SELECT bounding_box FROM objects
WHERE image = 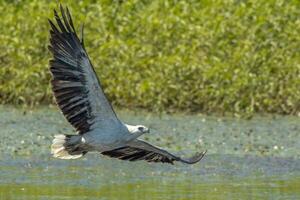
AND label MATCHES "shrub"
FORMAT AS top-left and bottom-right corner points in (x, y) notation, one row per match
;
(0, 0), (299, 115)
